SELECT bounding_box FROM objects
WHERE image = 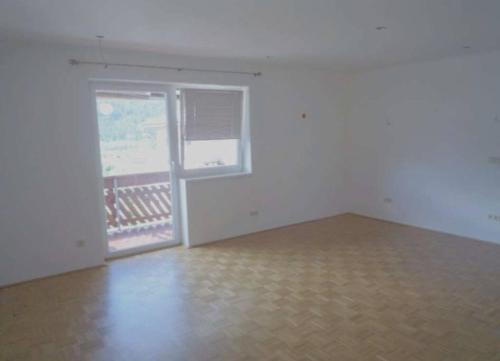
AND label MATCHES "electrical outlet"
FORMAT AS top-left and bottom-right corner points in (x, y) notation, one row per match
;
(488, 214), (500, 222)
(383, 197), (393, 204)
(488, 156), (500, 165)
(76, 239), (86, 248)
(250, 210), (259, 216)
